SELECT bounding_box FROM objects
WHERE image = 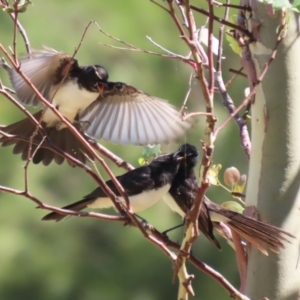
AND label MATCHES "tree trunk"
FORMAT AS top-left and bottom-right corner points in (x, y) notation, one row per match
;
(245, 4), (300, 299)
